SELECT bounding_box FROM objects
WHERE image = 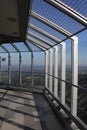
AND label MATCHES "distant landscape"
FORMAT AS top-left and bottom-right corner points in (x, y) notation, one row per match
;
(0, 65), (87, 124)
